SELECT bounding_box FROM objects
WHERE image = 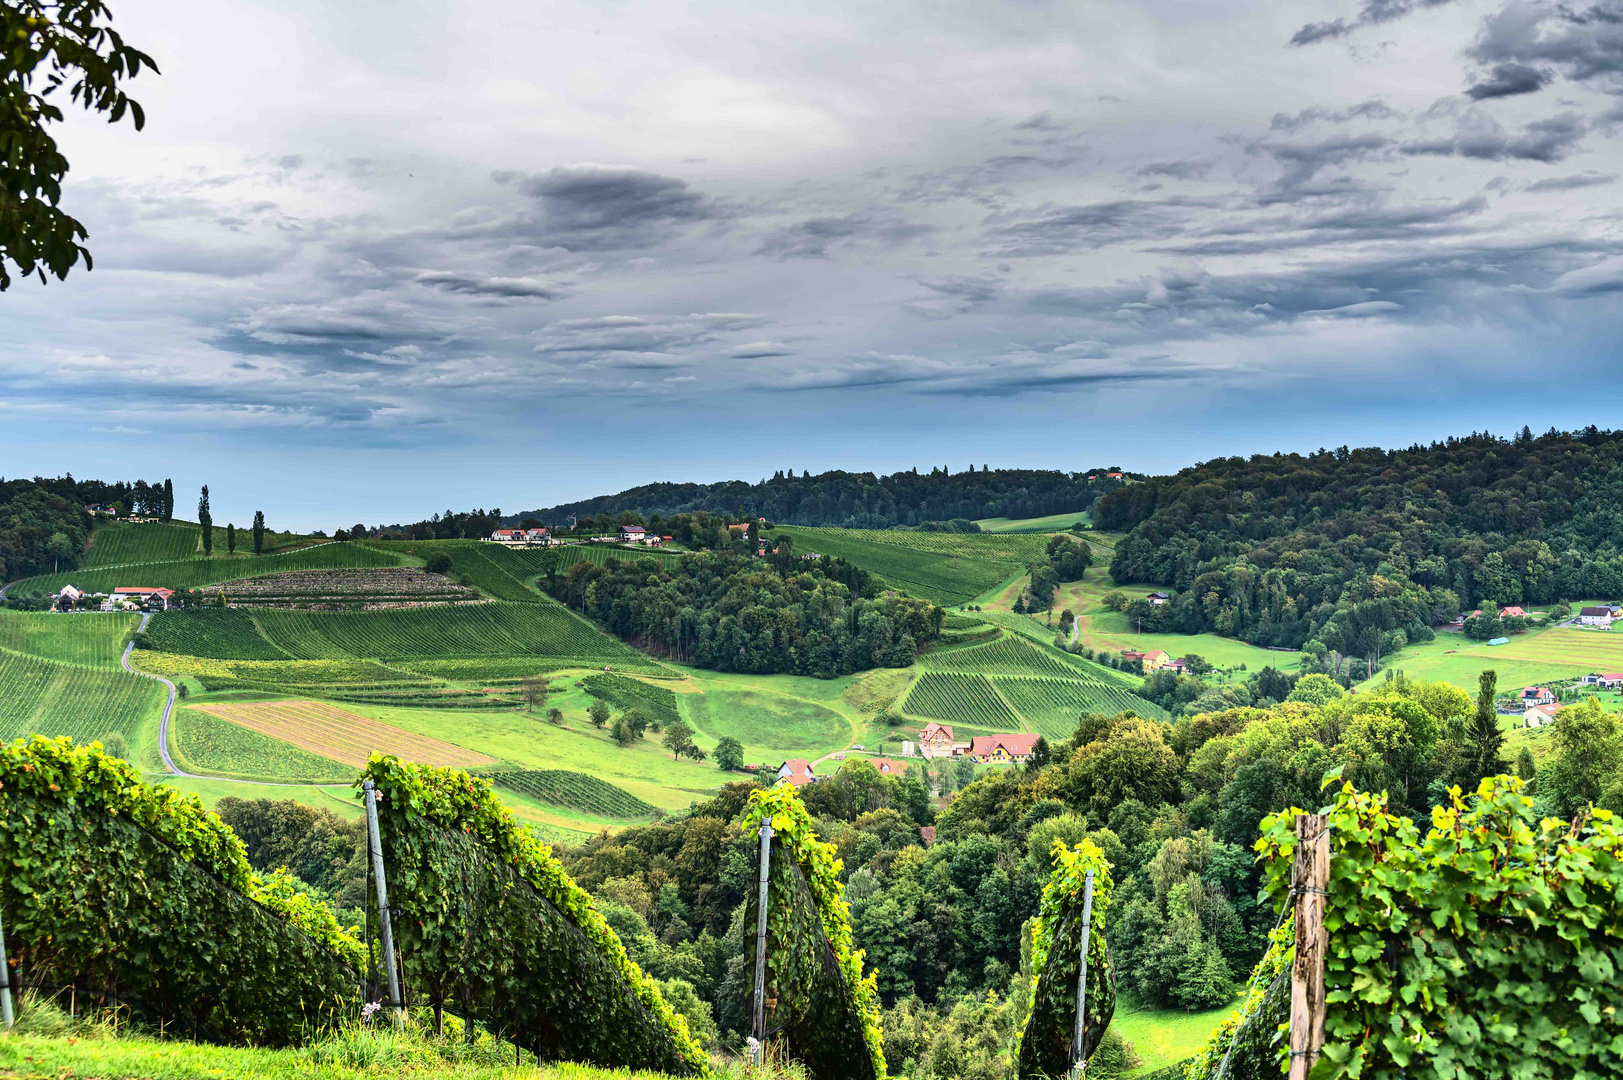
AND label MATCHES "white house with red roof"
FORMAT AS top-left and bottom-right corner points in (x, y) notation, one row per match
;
(113, 586), (175, 610)
(1523, 702), (1563, 728)
(1583, 672), (1623, 689)
(918, 722), (956, 758)
(617, 525), (647, 542)
(968, 733), (1041, 763)
(1519, 686), (1556, 706)
(776, 759), (818, 787)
